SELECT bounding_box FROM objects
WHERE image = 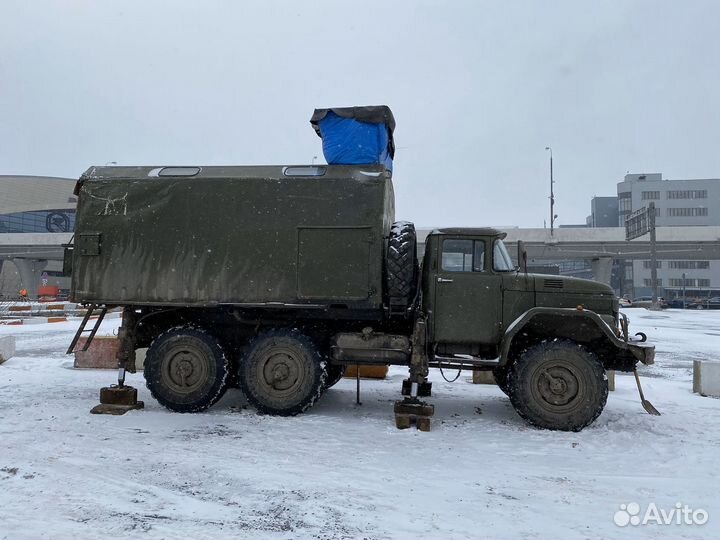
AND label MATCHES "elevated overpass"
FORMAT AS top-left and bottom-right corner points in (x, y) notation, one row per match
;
(500, 227), (720, 261)
(419, 226), (720, 284)
(417, 227), (720, 260)
(0, 233), (72, 298)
